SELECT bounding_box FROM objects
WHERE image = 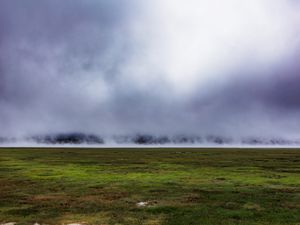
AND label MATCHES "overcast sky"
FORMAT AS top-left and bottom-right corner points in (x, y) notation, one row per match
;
(1, 0), (300, 139)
